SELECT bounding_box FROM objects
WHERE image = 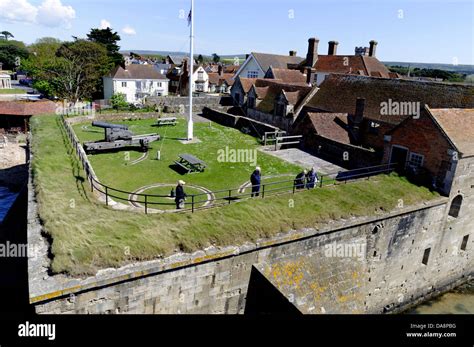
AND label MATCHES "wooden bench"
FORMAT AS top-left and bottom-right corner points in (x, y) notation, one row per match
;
(156, 117), (177, 126)
(174, 153), (207, 173)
